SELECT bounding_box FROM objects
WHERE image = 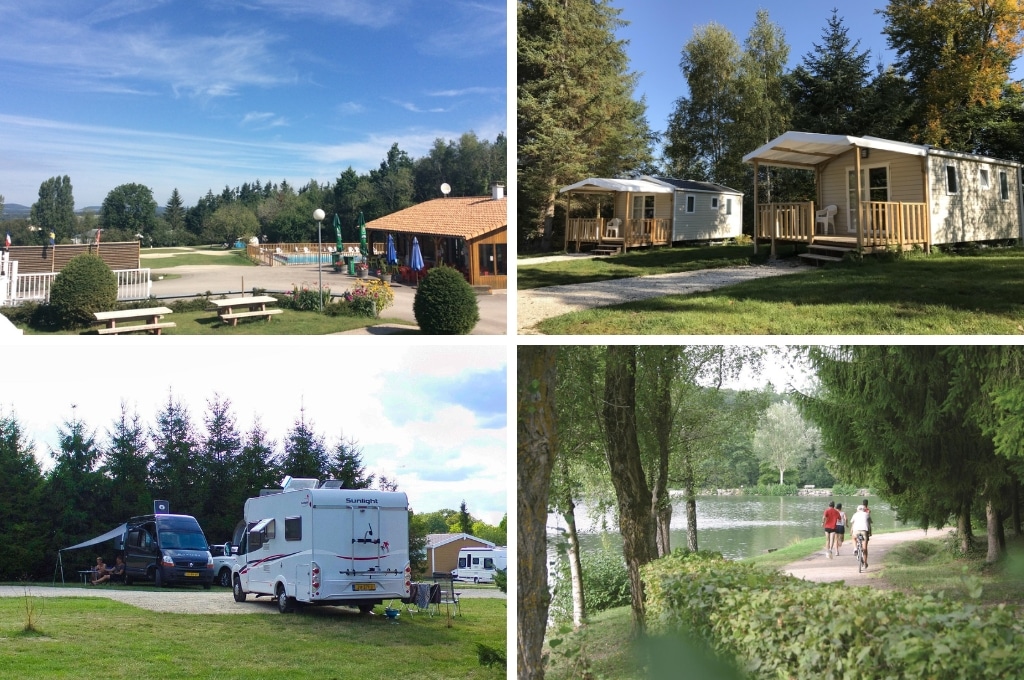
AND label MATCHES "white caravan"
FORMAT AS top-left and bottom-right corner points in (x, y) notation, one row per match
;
(232, 478), (410, 613)
(451, 546), (507, 583)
